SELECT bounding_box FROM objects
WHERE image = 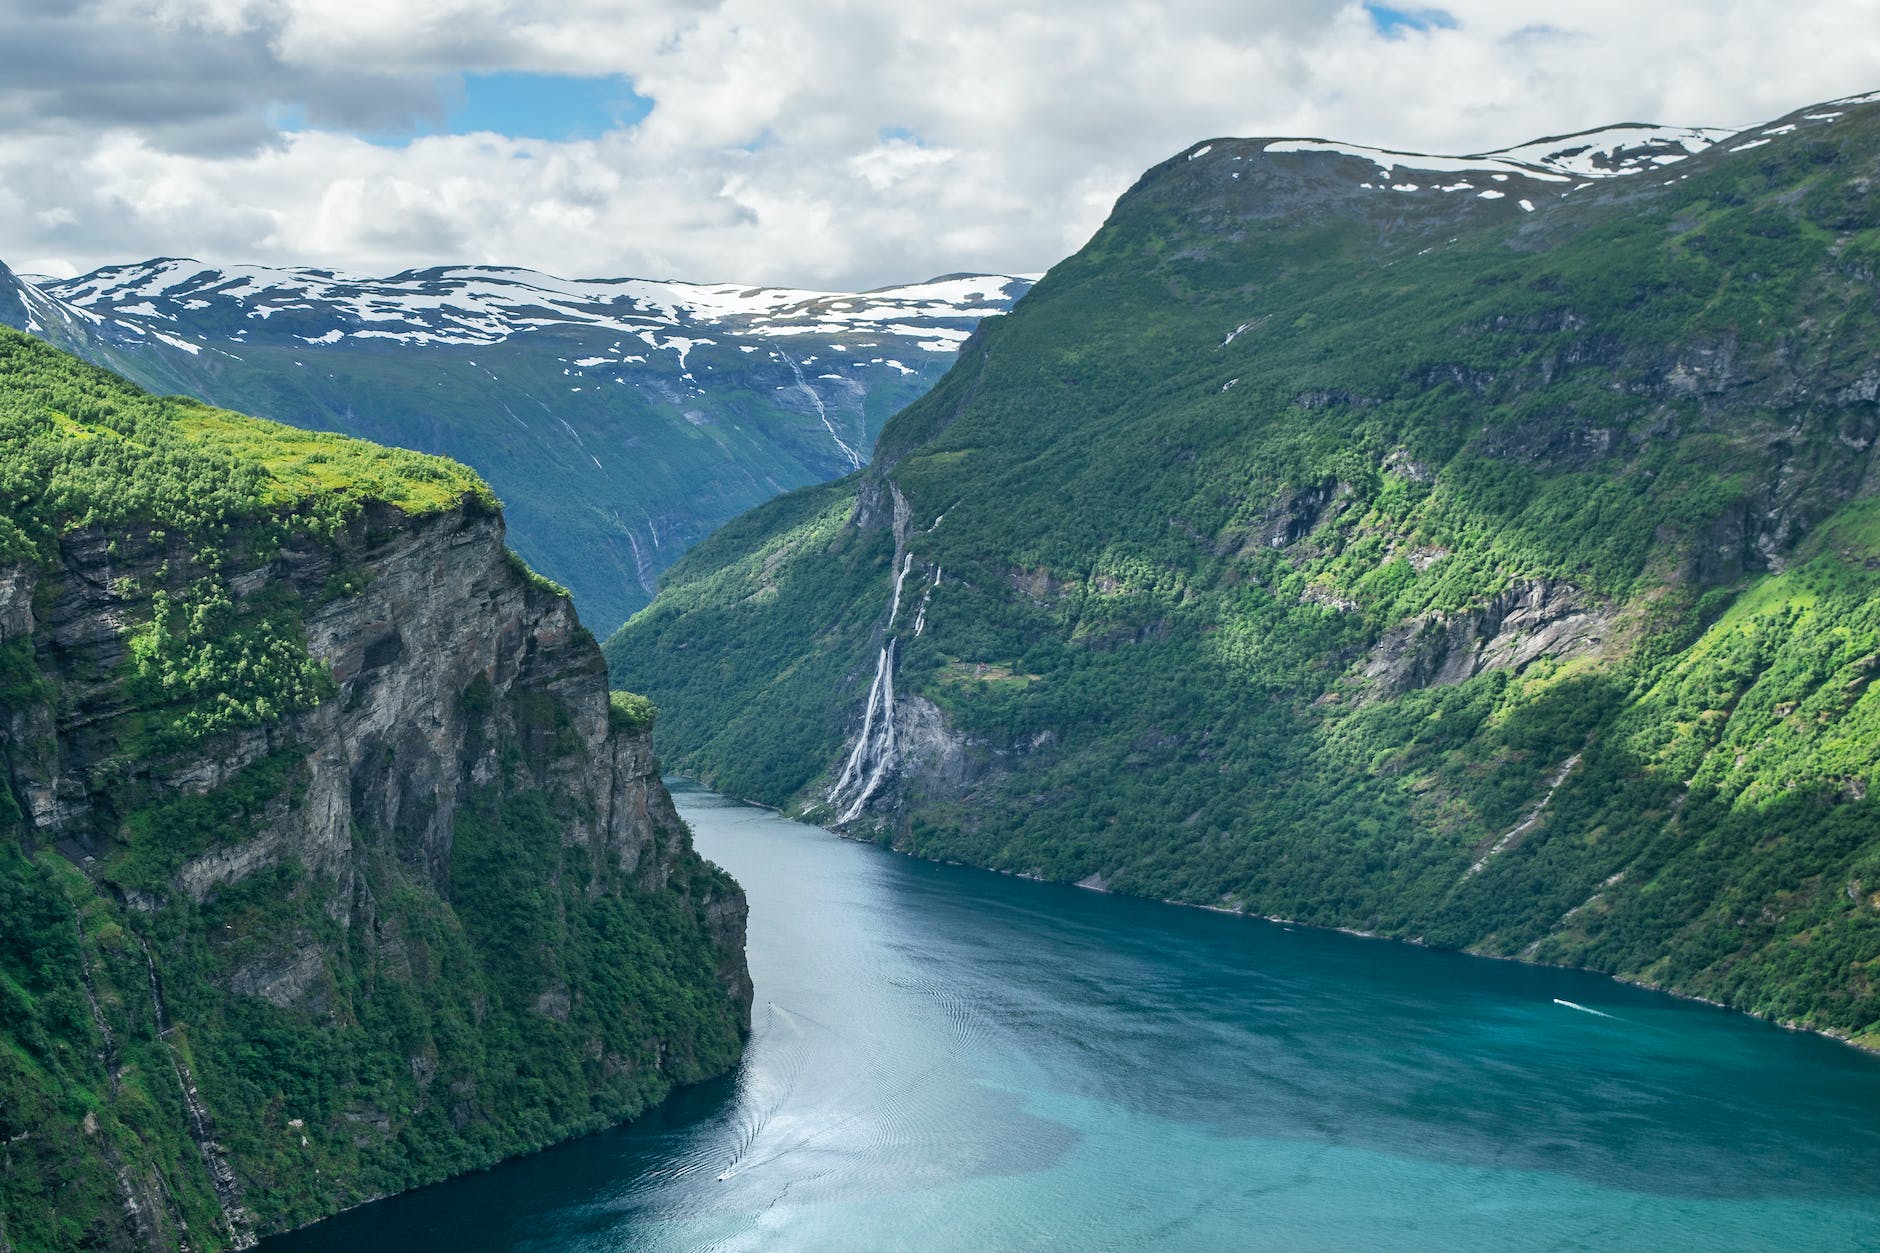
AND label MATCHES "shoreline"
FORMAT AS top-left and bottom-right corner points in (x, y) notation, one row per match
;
(675, 777), (1880, 1062)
